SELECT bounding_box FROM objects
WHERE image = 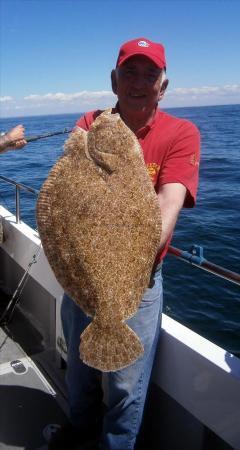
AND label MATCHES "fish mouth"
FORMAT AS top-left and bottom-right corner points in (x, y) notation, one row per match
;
(101, 110), (120, 121)
(94, 112), (121, 130)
